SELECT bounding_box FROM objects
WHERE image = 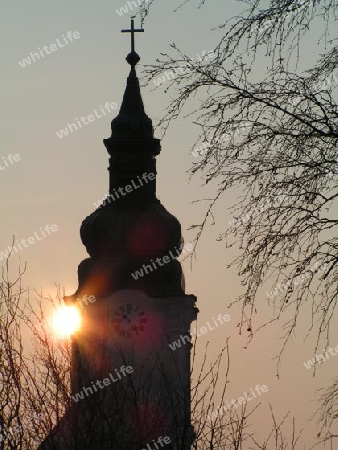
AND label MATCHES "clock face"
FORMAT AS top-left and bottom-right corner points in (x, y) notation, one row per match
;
(112, 303), (148, 339)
